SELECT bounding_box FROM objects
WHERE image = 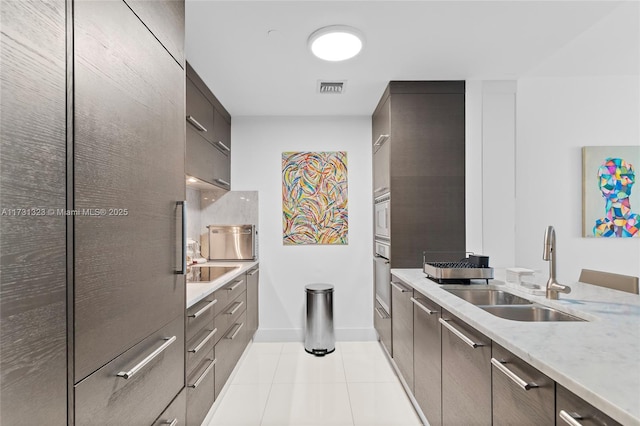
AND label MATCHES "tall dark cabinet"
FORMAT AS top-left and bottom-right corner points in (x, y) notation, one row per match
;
(1, 0), (186, 424)
(0, 1), (67, 424)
